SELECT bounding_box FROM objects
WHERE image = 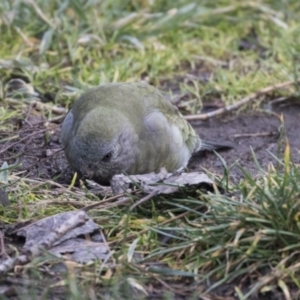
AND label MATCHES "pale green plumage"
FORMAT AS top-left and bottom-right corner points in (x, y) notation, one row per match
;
(61, 83), (221, 183)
